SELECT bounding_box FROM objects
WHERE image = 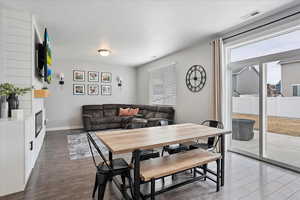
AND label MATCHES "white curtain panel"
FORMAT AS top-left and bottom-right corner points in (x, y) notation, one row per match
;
(212, 38), (223, 121)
